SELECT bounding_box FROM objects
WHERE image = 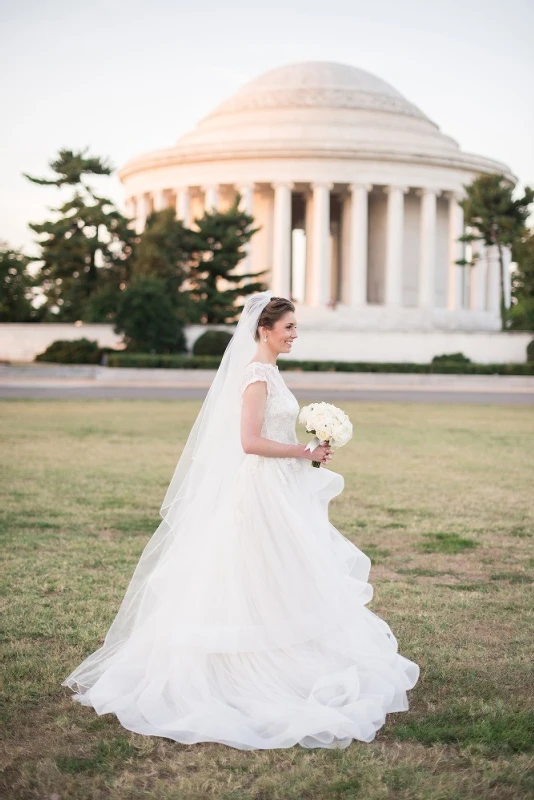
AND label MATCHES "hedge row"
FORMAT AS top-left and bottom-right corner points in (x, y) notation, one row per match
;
(106, 353), (534, 375)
